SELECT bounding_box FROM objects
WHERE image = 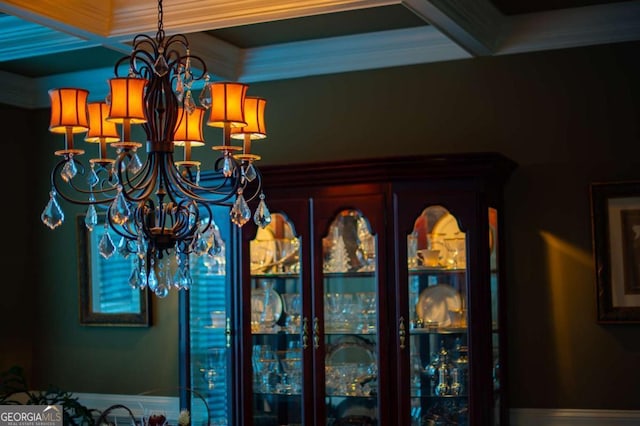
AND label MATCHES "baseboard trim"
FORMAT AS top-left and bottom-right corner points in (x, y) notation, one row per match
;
(75, 396), (640, 426)
(76, 392), (214, 424)
(510, 408), (640, 425)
